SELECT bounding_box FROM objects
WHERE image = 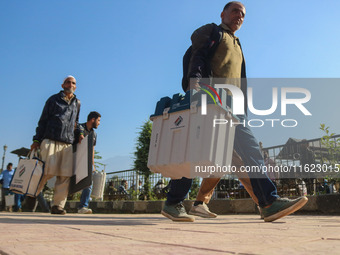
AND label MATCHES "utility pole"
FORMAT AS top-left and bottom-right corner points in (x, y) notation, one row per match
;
(1, 144), (7, 173)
